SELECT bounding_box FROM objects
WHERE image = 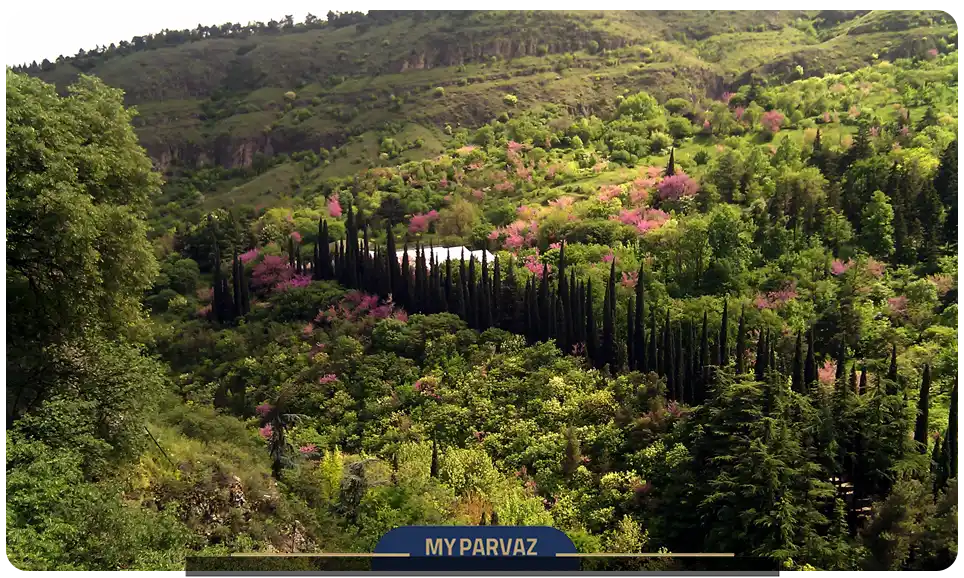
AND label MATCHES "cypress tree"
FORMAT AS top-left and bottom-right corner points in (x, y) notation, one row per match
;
(400, 242), (413, 310)
(232, 250), (243, 319)
(362, 224), (371, 289)
(792, 332), (804, 393)
(935, 139), (957, 245)
(755, 328), (767, 382)
(586, 278), (599, 367)
(735, 307), (747, 375)
(937, 378), (957, 491)
(238, 257), (250, 315)
(490, 511), (500, 526)
(858, 365), (867, 396)
(320, 220), (332, 279)
(479, 513), (488, 526)
(634, 264), (646, 371)
(849, 365), (858, 395)
(913, 364), (932, 453)
(288, 236), (296, 269)
(718, 300), (729, 366)
(602, 260), (616, 370)
(626, 297), (635, 371)
(665, 147), (676, 177)
(836, 341), (847, 381)
(805, 329), (817, 392)
(648, 307), (657, 373)
(492, 256), (502, 327)
(444, 250), (454, 313)
(661, 310), (671, 377)
(666, 322), (676, 400)
(699, 311), (709, 375)
(345, 204), (358, 289)
(503, 257), (518, 334)
(569, 269), (580, 350)
(385, 224), (399, 298)
(538, 264), (550, 341)
(574, 280), (586, 350)
(675, 322), (684, 402)
(467, 255), (478, 328)
(557, 242), (570, 353)
(886, 344), (899, 394)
